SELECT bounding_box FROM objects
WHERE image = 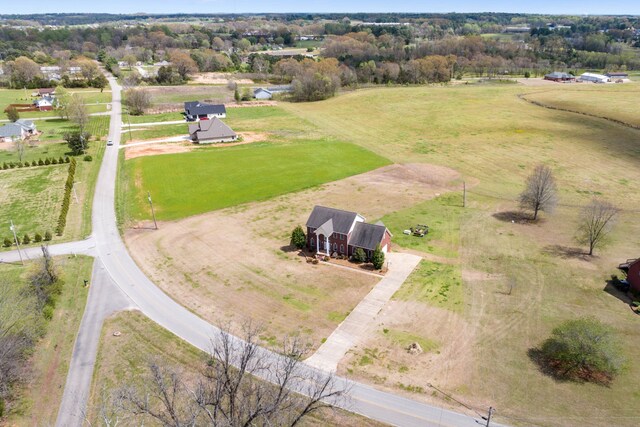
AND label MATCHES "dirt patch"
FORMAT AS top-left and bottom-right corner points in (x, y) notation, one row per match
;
(0, 141), (13, 151)
(239, 132), (269, 143)
(125, 163), (462, 351)
(125, 143), (193, 160)
(190, 73), (254, 85)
